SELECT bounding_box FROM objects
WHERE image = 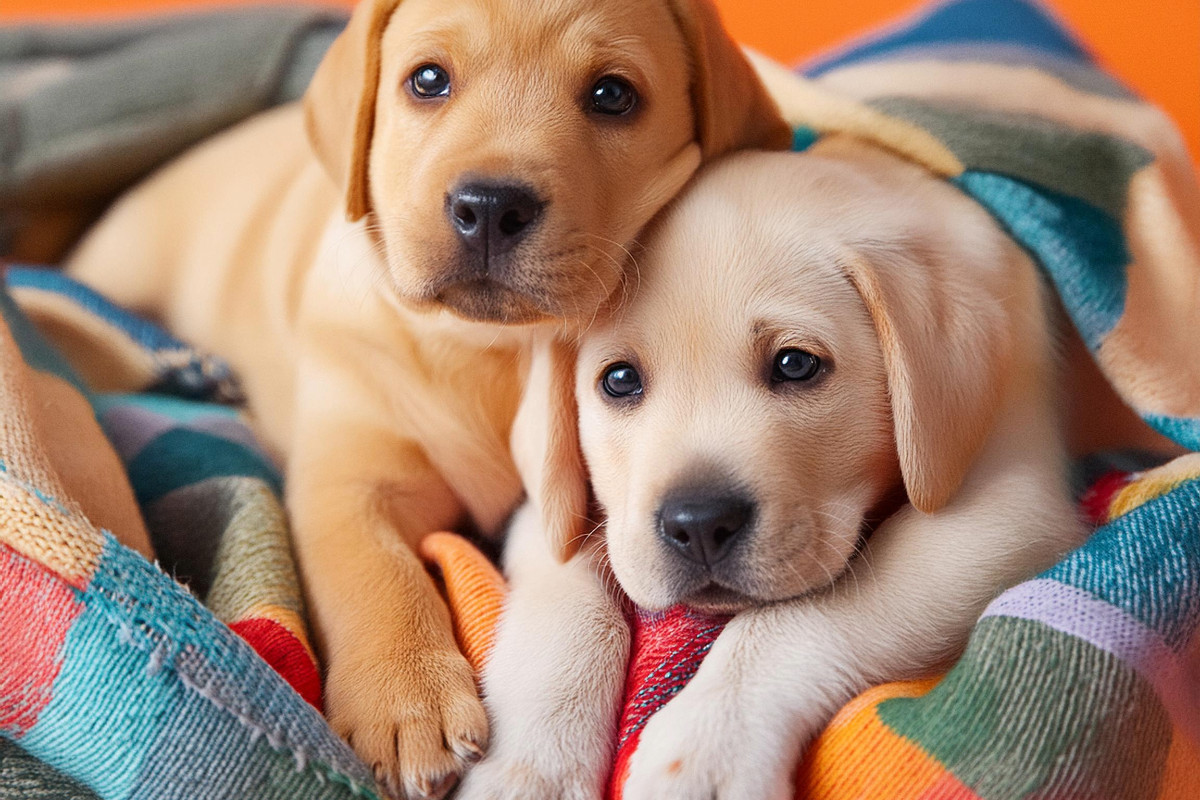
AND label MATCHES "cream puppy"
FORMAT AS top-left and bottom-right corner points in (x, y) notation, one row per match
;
(461, 141), (1087, 800)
